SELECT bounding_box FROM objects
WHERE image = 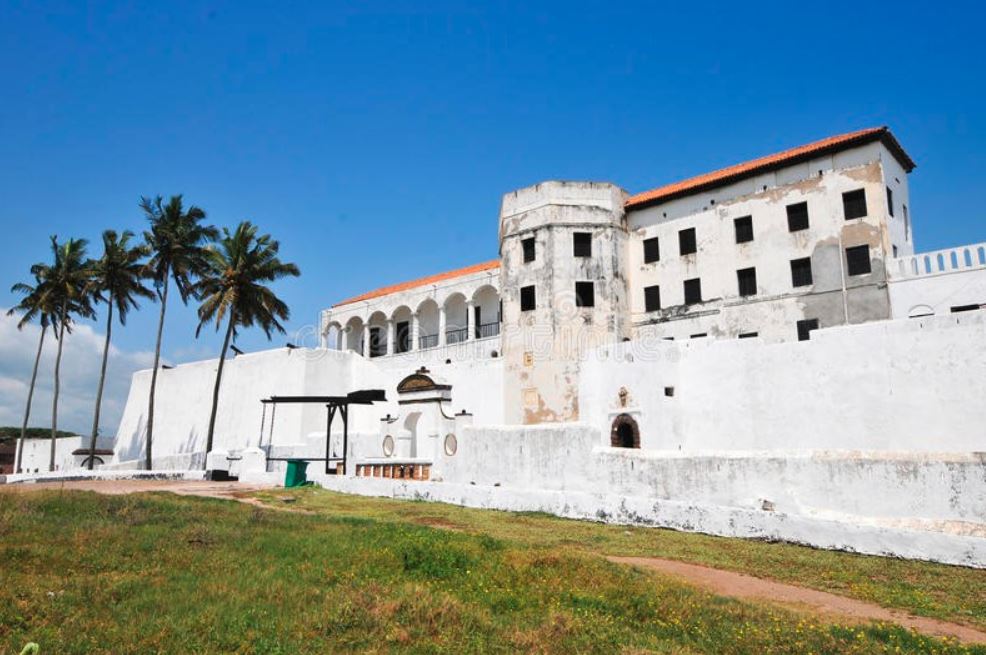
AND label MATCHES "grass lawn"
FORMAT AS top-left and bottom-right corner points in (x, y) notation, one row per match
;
(0, 489), (982, 654)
